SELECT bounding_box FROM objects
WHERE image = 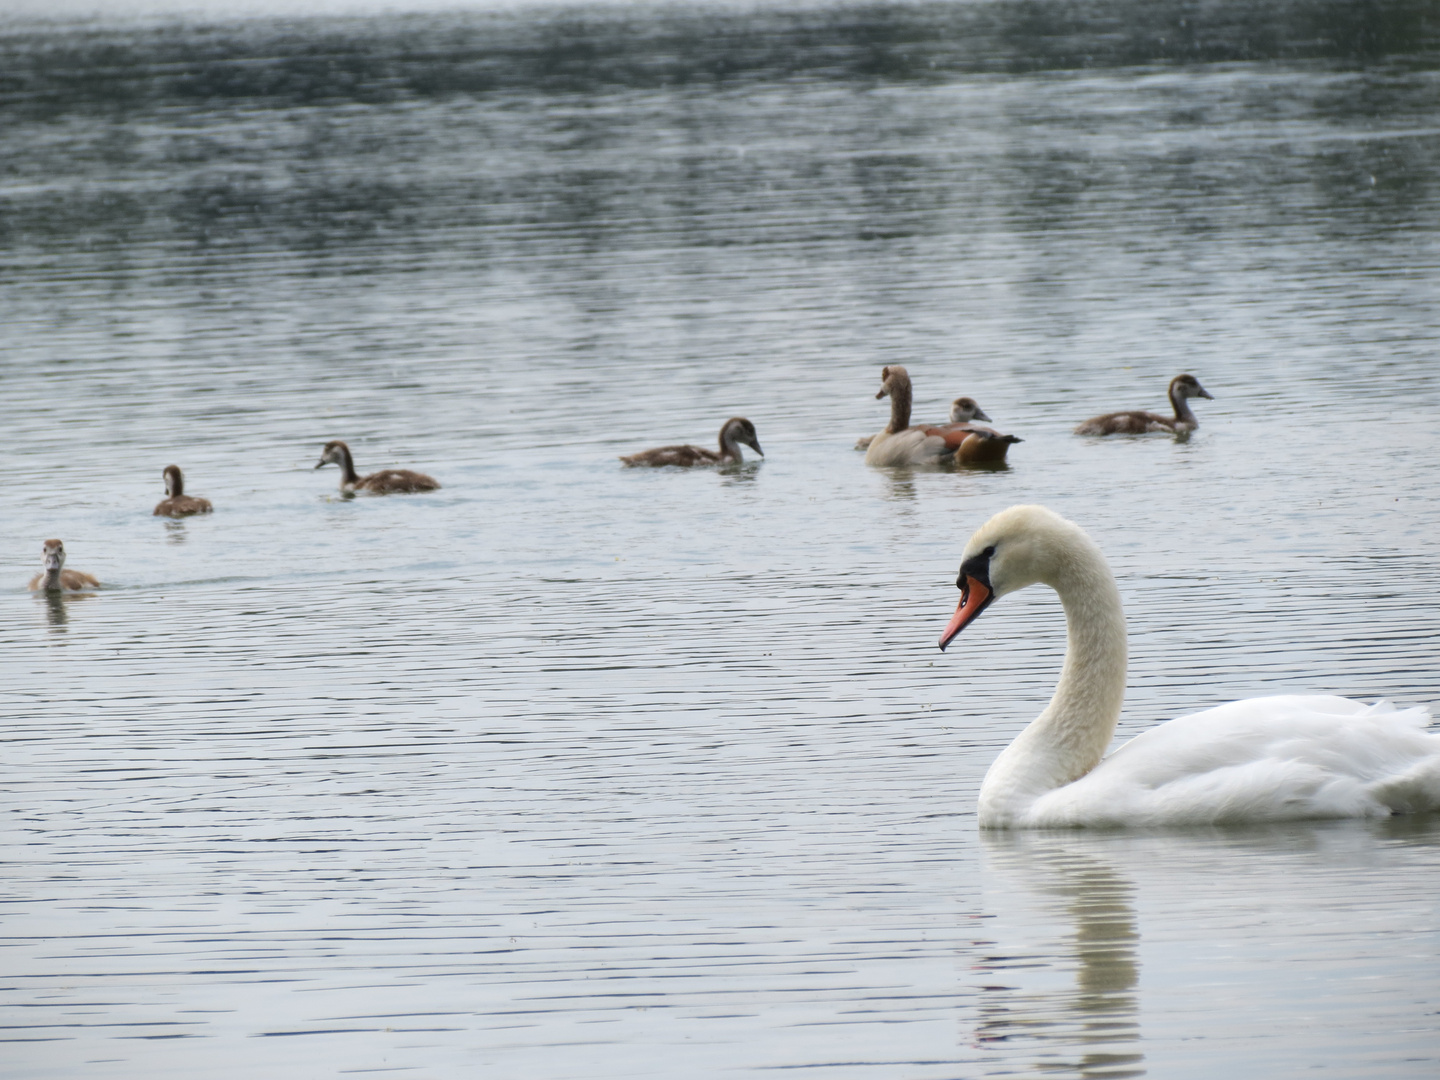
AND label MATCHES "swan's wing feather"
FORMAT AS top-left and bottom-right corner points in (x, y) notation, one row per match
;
(1023, 696), (1440, 827)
